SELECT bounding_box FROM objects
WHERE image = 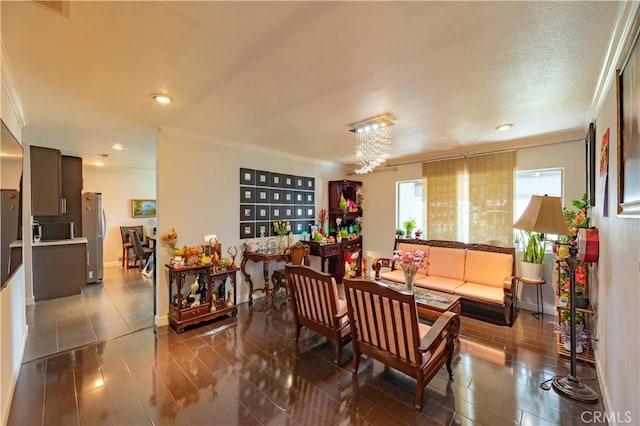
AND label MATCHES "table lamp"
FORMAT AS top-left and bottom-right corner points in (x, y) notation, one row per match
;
(514, 195), (598, 403)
